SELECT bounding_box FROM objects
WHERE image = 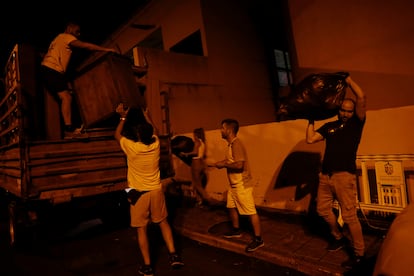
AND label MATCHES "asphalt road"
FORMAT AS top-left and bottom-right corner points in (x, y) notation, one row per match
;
(0, 194), (307, 276)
